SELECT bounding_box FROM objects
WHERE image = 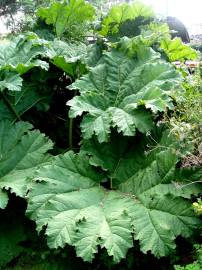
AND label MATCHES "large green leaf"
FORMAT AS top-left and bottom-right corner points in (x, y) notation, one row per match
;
(67, 43), (182, 142)
(48, 39), (87, 76)
(160, 38), (198, 62)
(27, 140), (201, 262)
(0, 33), (50, 75)
(0, 120), (53, 208)
(131, 194), (200, 257)
(37, 0), (95, 38)
(82, 132), (201, 257)
(99, 1), (154, 37)
(27, 151), (135, 263)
